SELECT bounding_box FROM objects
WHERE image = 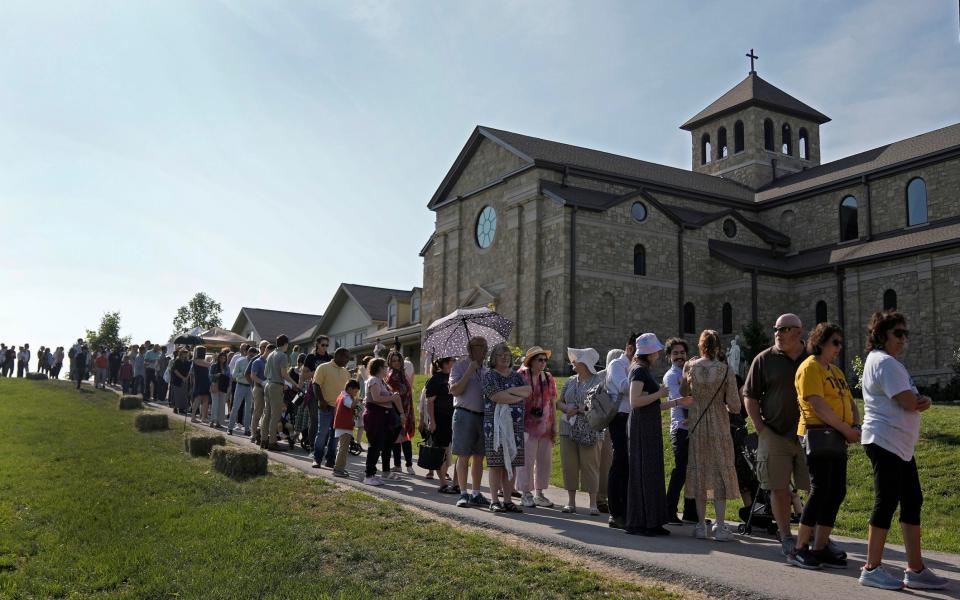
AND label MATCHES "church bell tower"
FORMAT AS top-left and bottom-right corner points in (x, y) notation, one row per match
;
(680, 50), (830, 190)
